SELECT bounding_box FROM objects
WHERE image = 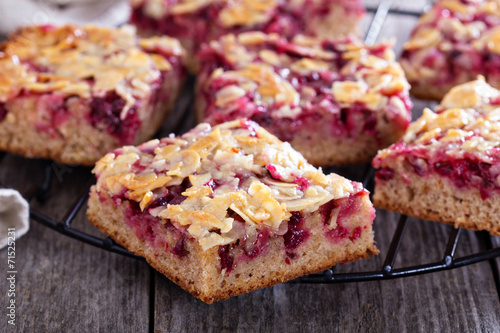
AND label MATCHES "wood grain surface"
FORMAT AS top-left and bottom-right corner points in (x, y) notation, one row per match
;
(1, 1), (500, 332)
